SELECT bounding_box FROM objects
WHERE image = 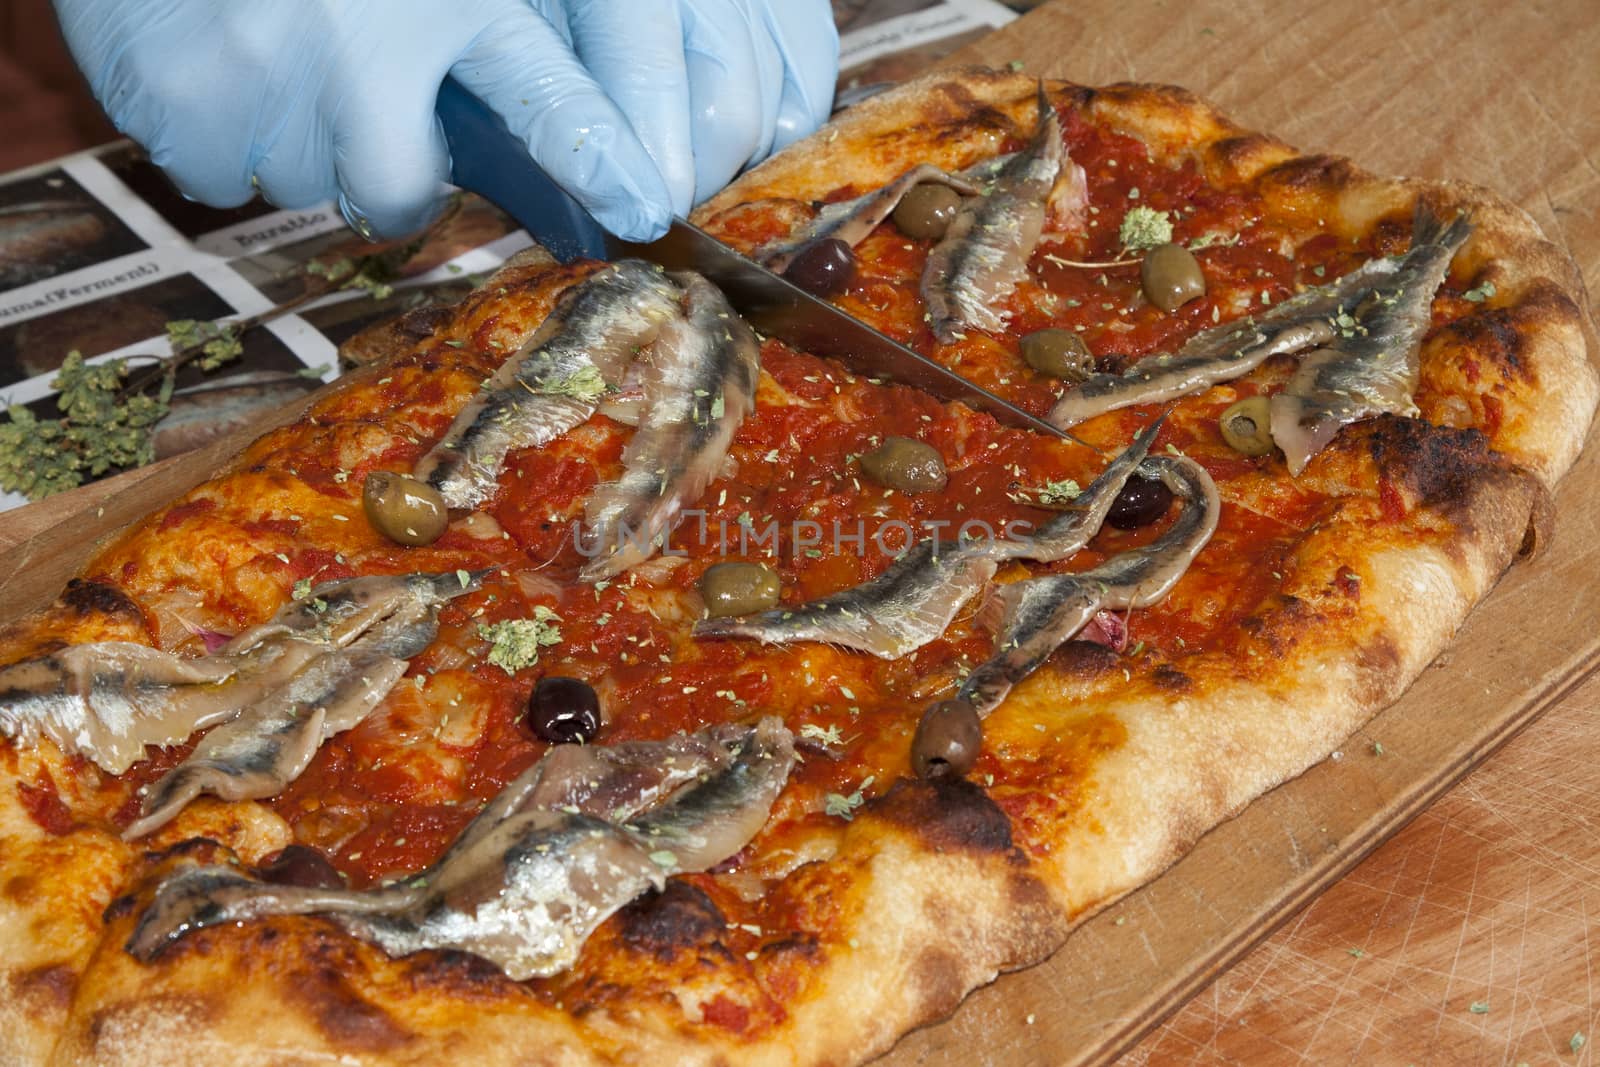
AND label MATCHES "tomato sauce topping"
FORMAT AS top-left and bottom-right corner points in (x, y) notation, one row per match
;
(42, 89), (1497, 1015)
